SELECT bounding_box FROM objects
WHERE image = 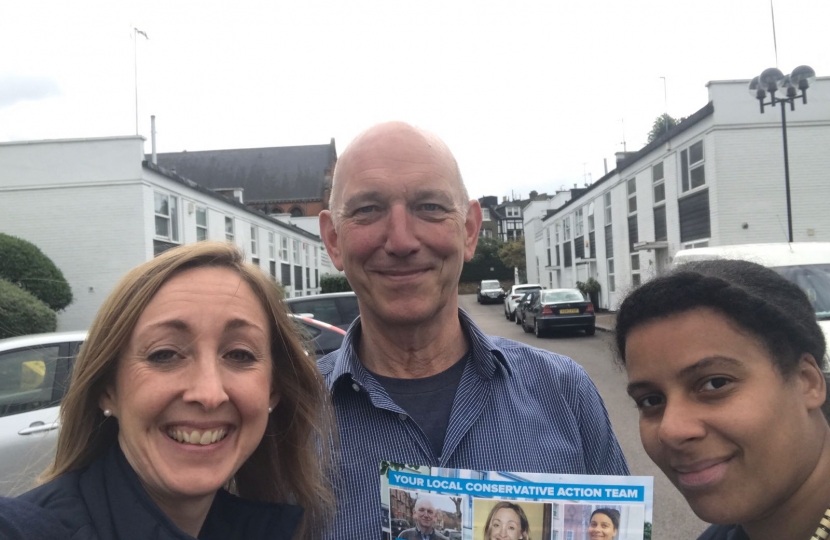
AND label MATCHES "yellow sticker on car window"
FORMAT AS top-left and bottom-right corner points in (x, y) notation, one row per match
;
(21, 360), (46, 390)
